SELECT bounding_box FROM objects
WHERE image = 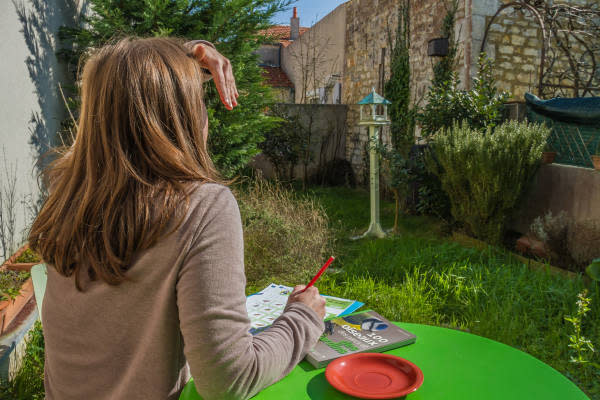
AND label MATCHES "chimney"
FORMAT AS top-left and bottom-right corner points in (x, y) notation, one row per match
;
(290, 7), (300, 40)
